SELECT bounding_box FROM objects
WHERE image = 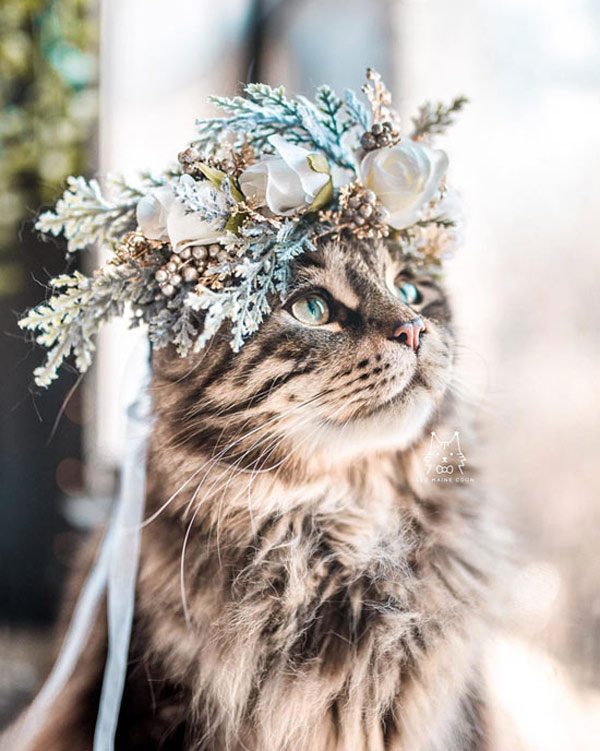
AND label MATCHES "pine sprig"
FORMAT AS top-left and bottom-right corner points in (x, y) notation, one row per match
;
(343, 88), (370, 131)
(170, 174), (234, 225)
(410, 96), (469, 139)
(19, 270), (122, 386)
(314, 86), (355, 142)
(18, 256), (166, 387)
(195, 82), (359, 172)
(195, 85), (301, 152)
(35, 173), (168, 253)
(145, 288), (200, 355)
(187, 222), (314, 352)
